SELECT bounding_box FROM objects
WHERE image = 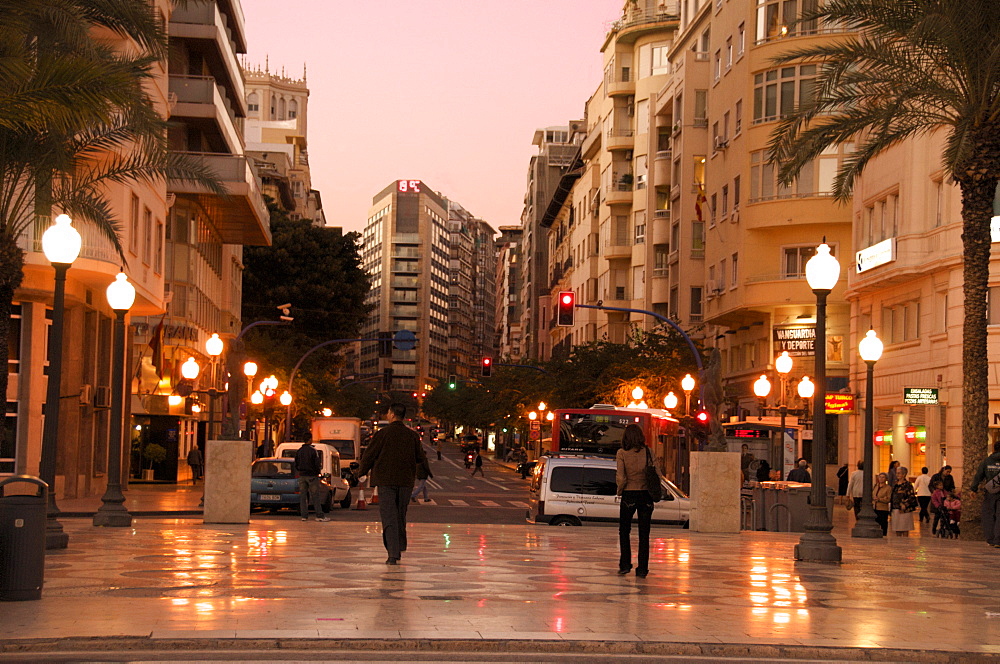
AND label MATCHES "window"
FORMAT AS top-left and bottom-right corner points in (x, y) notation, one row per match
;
(154, 219), (163, 274)
(783, 245), (835, 278)
(934, 180), (944, 227)
(733, 175), (742, 208)
(694, 90), (707, 125)
(669, 286), (679, 319)
(721, 185), (729, 215)
(550, 467), (583, 494)
(690, 287), (703, 318)
(725, 37), (733, 69)
(613, 215), (630, 245)
(719, 259), (727, 289)
(142, 207), (152, 265)
(7, 305), (20, 374)
(714, 50), (722, 80)
(738, 22), (745, 56)
(247, 92), (259, 113)
(129, 194), (139, 254)
(652, 44), (670, 75)
(692, 221), (705, 251)
(654, 244), (669, 270)
(288, 99), (298, 119)
(735, 99), (743, 134)
(731, 253), (739, 287)
(700, 29), (711, 53)
(710, 193), (718, 225)
(756, 0), (819, 43)
(723, 111), (730, 140)
(749, 144), (850, 201)
(884, 300), (921, 342)
(634, 210), (646, 244)
(753, 65), (817, 123)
